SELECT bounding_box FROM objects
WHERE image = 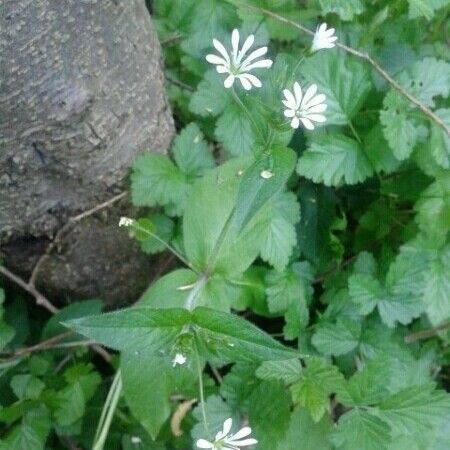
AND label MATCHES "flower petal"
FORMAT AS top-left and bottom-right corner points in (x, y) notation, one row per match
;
(319, 23), (327, 33)
(196, 439), (214, 449)
(291, 117), (300, 129)
(240, 73), (262, 88)
(206, 54), (228, 66)
(224, 74), (235, 89)
(283, 89), (297, 110)
(240, 58), (272, 72)
(300, 117), (315, 130)
(227, 438), (258, 447)
(300, 84), (318, 109)
(231, 29), (240, 61)
(306, 103), (327, 114)
(293, 82), (302, 108)
(222, 418), (233, 437)
(229, 427), (252, 440)
(305, 113), (327, 123)
(284, 109), (296, 118)
(239, 75), (252, 91)
(213, 39), (230, 65)
(236, 34), (255, 64)
(216, 65), (229, 74)
(303, 93), (326, 109)
(325, 27), (335, 36)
